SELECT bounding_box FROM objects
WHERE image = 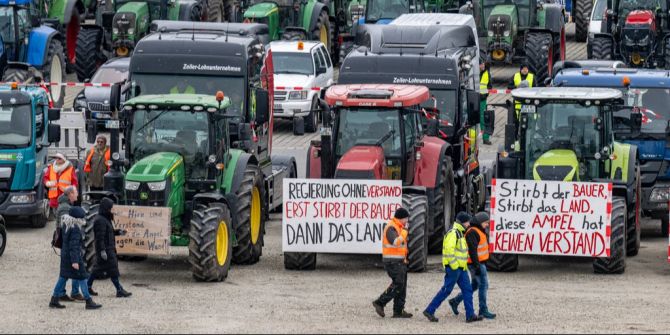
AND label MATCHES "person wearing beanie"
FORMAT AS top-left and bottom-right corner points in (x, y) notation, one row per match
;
(449, 211), (496, 319)
(508, 64), (535, 118)
(424, 211), (482, 323)
(373, 207), (413, 319)
(479, 61), (493, 145)
(49, 206), (102, 310)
